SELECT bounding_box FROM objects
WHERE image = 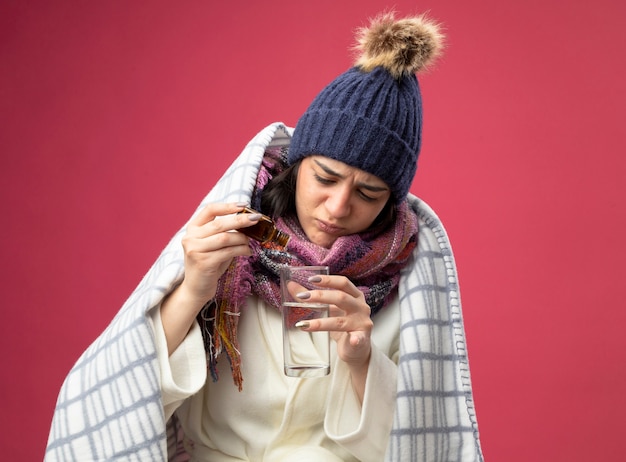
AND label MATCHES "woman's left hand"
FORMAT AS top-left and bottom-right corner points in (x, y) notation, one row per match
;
(295, 274), (373, 369)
